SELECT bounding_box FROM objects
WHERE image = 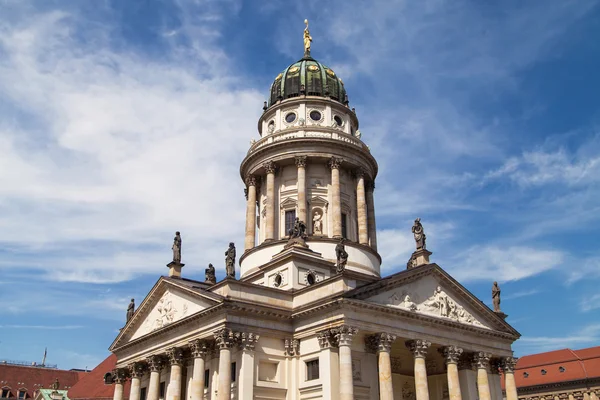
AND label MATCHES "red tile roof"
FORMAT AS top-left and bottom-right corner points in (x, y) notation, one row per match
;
(0, 363), (81, 398)
(501, 345), (600, 391)
(68, 354), (129, 400)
